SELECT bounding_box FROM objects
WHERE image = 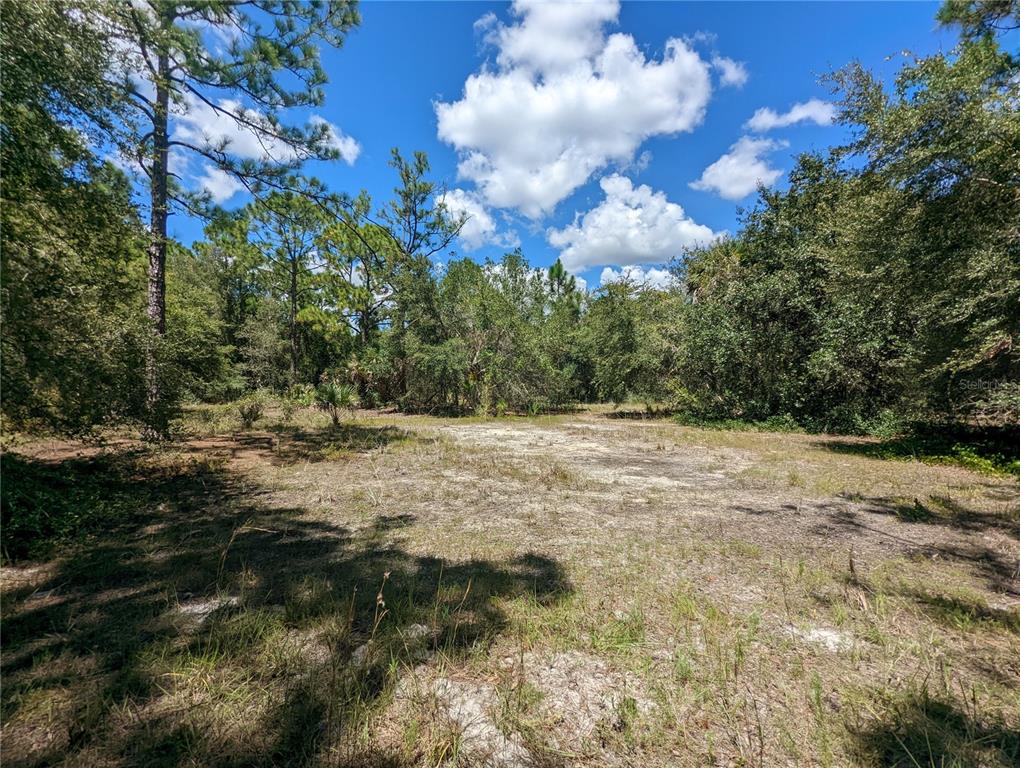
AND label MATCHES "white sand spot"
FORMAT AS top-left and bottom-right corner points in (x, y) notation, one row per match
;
(441, 422), (749, 490)
(176, 595), (239, 622)
(397, 673), (531, 768)
(351, 642), (371, 667)
(435, 679), (531, 768)
(517, 650), (652, 748)
(786, 625), (852, 652)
